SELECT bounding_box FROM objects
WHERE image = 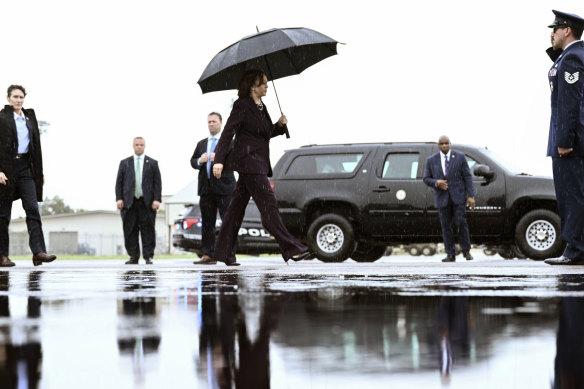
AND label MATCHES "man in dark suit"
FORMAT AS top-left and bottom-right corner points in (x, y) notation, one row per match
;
(424, 136), (475, 262)
(0, 85), (56, 267)
(115, 137), (162, 264)
(543, 10), (584, 265)
(190, 112), (236, 265)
